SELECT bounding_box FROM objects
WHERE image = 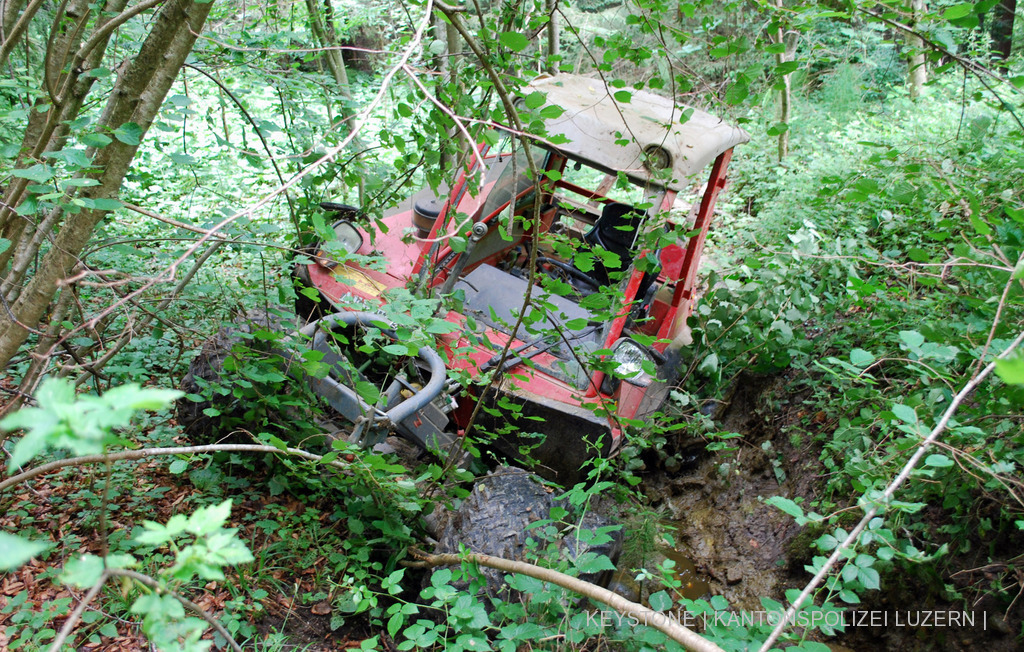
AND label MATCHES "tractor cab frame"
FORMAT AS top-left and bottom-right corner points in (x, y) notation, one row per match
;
(295, 75), (749, 483)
